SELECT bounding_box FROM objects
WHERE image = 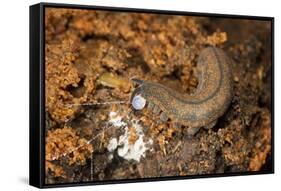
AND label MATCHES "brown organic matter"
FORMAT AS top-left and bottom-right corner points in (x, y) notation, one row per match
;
(45, 8), (272, 183)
